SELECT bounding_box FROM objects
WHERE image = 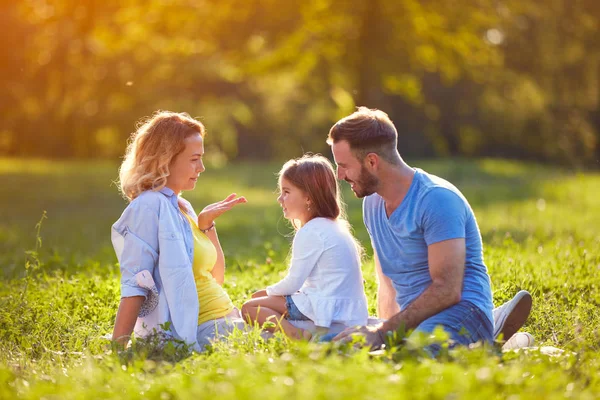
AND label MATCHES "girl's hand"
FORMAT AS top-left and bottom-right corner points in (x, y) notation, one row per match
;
(197, 193), (247, 230)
